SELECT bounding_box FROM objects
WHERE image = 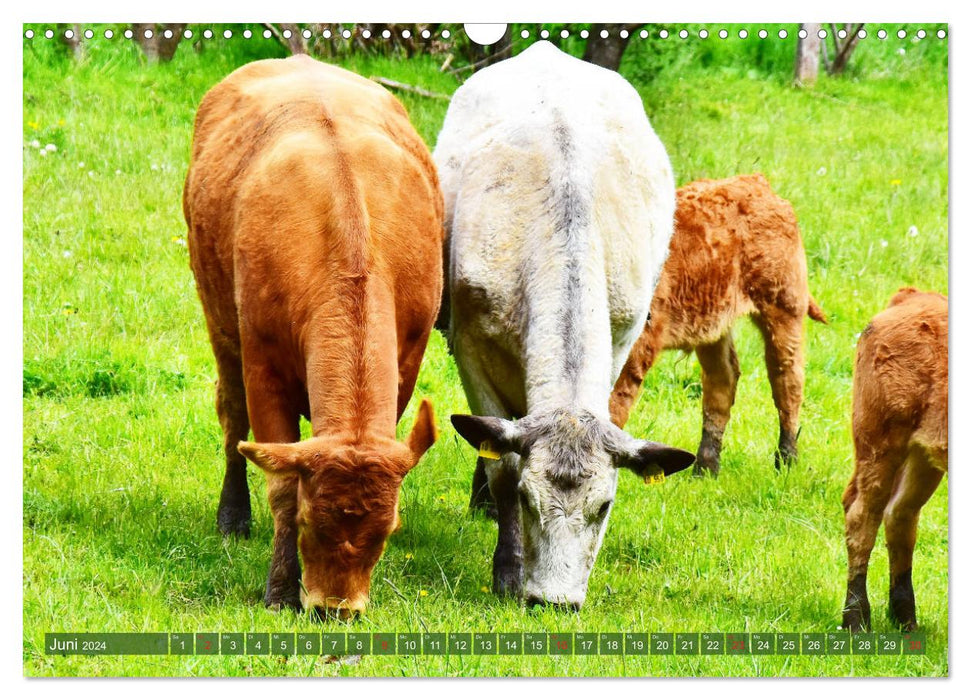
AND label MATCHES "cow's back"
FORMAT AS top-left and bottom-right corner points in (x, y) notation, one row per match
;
(435, 42), (675, 412)
(185, 56), (444, 386)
